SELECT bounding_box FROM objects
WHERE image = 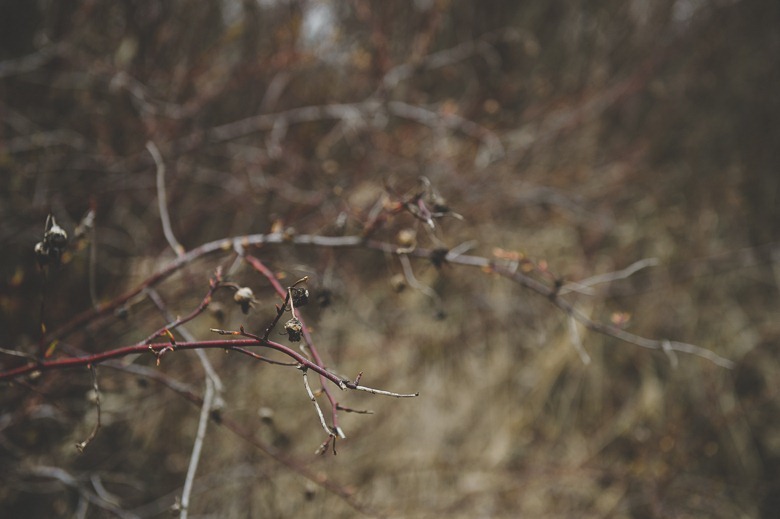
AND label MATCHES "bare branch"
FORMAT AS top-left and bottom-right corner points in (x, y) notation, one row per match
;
(146, 140), (185, 257)
(75, 365), (101, 452)
(179, 376), (214, 519)
(559, 257), (660, 295)
(301, 367), (336, 441)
